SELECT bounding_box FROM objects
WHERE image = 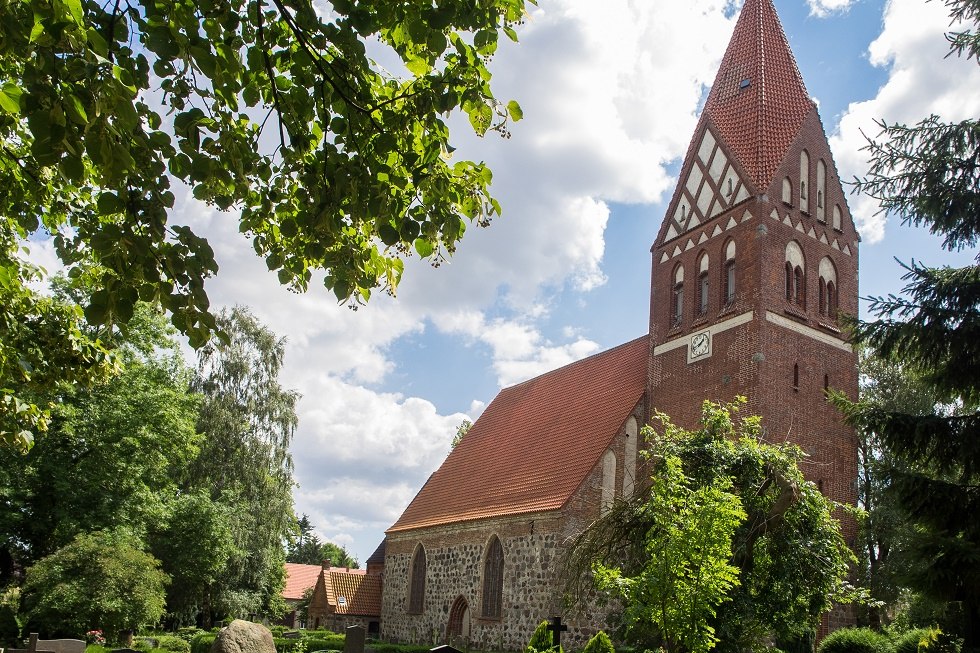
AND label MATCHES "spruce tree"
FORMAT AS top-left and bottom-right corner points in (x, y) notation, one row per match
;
(844, 0), (980, 644)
